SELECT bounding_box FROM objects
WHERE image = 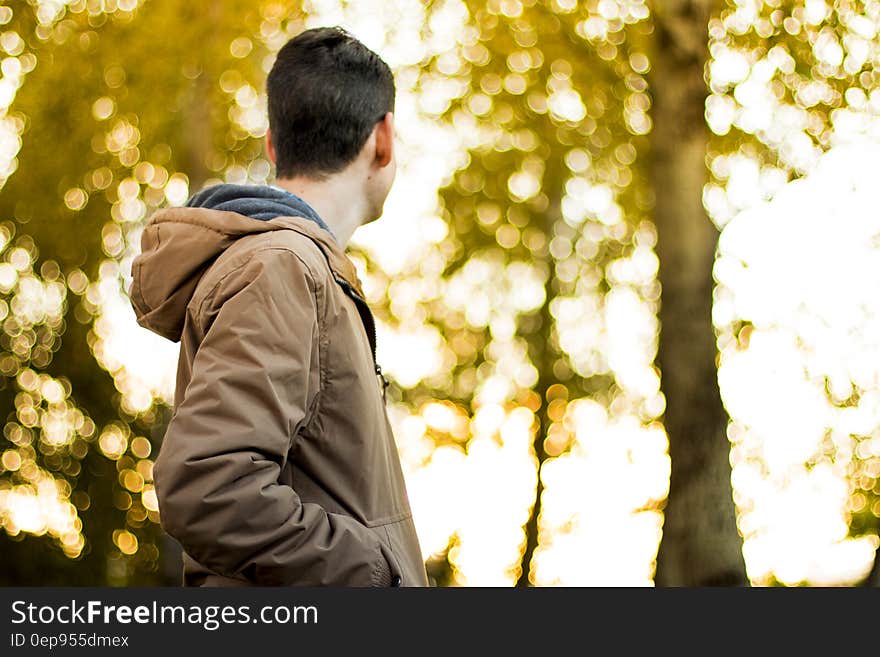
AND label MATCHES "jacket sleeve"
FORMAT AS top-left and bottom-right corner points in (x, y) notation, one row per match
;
(153, 245), (395, 586)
